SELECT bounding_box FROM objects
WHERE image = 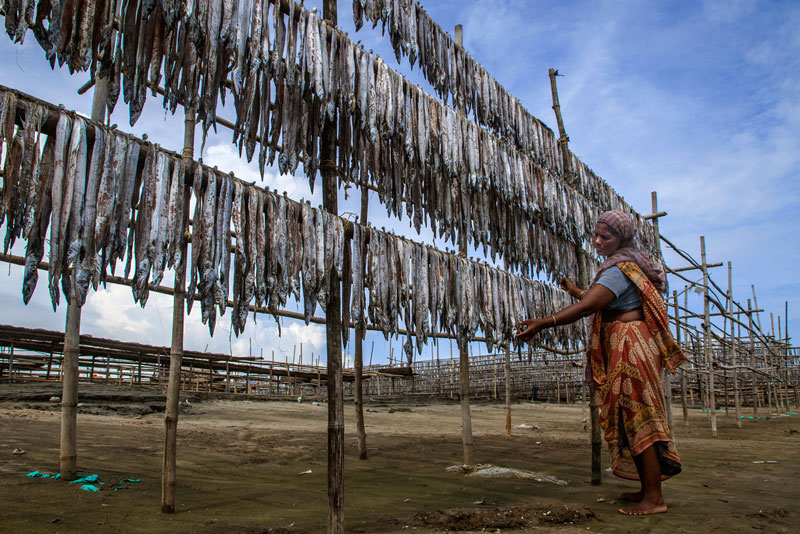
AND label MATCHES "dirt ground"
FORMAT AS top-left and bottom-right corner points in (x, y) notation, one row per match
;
(0, 382), (798, 534)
